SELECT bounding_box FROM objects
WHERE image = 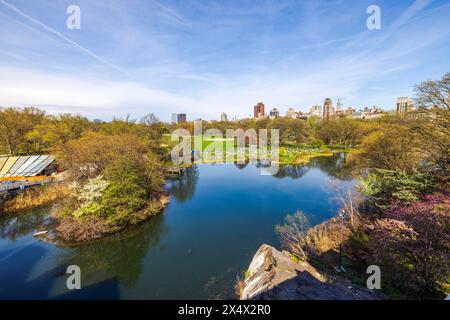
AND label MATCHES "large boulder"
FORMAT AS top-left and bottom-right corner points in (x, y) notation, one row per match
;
(240, 244), (383, 300)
